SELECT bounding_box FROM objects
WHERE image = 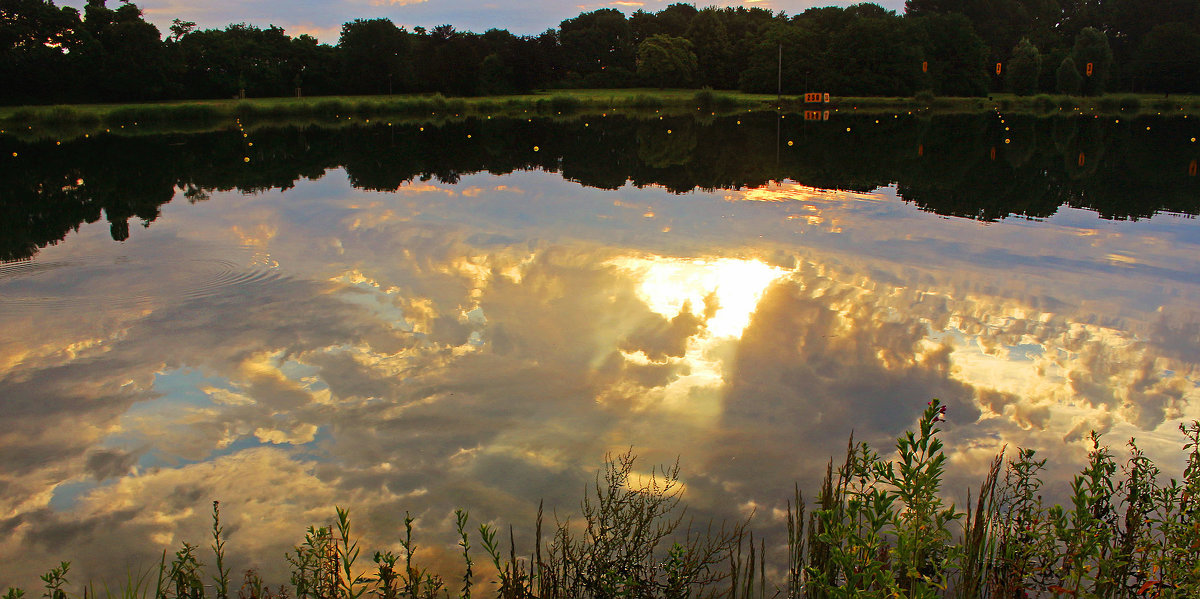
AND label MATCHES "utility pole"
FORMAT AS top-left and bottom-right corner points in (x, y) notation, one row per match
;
(777, 43), (782, 101)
